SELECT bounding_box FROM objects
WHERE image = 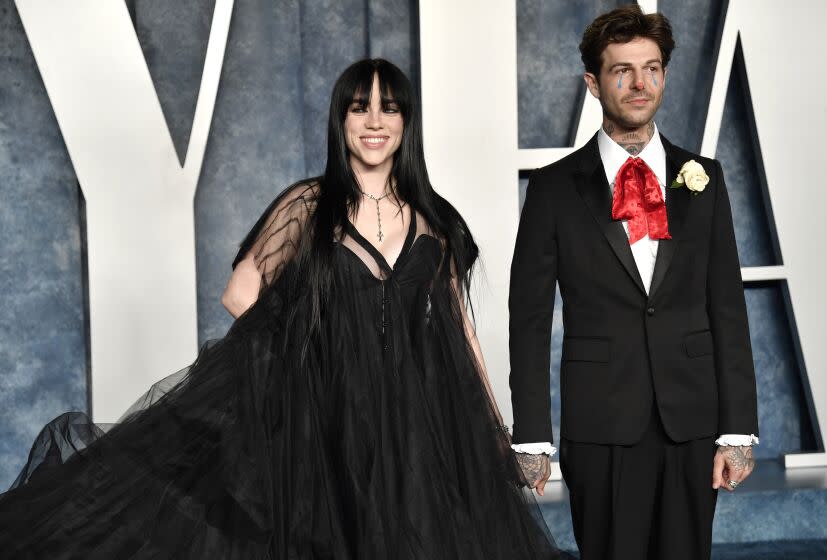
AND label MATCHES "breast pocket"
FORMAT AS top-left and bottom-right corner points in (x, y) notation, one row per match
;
(684, 330), (714, 358)
(562, 337), (610, 363)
